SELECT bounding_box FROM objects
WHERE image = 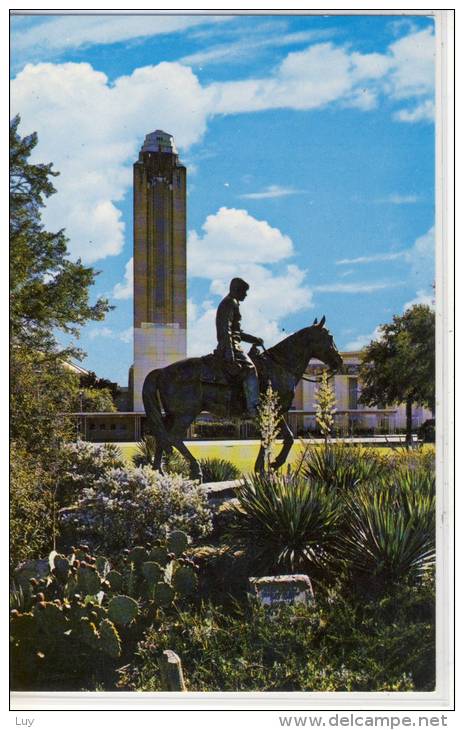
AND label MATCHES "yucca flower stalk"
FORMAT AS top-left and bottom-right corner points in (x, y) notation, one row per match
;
(256, 381), (282, 472)
(315, 369), (337, 443)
